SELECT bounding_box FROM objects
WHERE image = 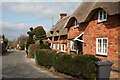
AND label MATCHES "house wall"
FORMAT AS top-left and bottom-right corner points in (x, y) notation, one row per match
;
(68, 26), (80, 39)
(67, 12), (120, 69)
(49, 35), (68, 53)
(67, 23), (88, 54)
(83, 14), (120, 69)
